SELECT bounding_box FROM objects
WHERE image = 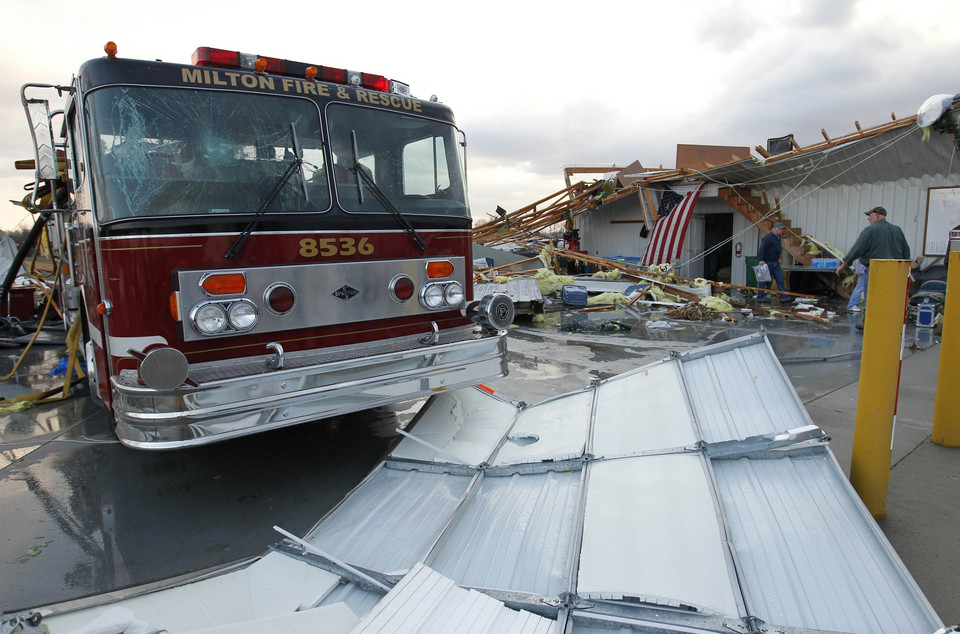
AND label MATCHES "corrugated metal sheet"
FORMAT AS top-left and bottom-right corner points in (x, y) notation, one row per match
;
(493, 390), (593, 465)
(304, 466), (474, 573)
(352, 563), (553, 633)
(390, 388), (518, 465)
(297, 332), (941, 633)
(681, 336), (810, 443)
(42, 552), (345, 632)
(429, 470), (581, 596)
(715, 453), (938, 633)
(474, 279), (544, 306)
(578, 455), (741, 616)
(592, 362), (697, 455)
